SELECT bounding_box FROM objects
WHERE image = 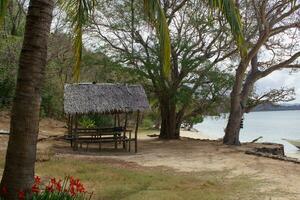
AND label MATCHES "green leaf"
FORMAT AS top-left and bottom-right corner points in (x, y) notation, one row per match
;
(59, 0), (95, 82)
(0, 0), (9, 27)
(207, 0), (247, 56)
(143, 0), (171, 80)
